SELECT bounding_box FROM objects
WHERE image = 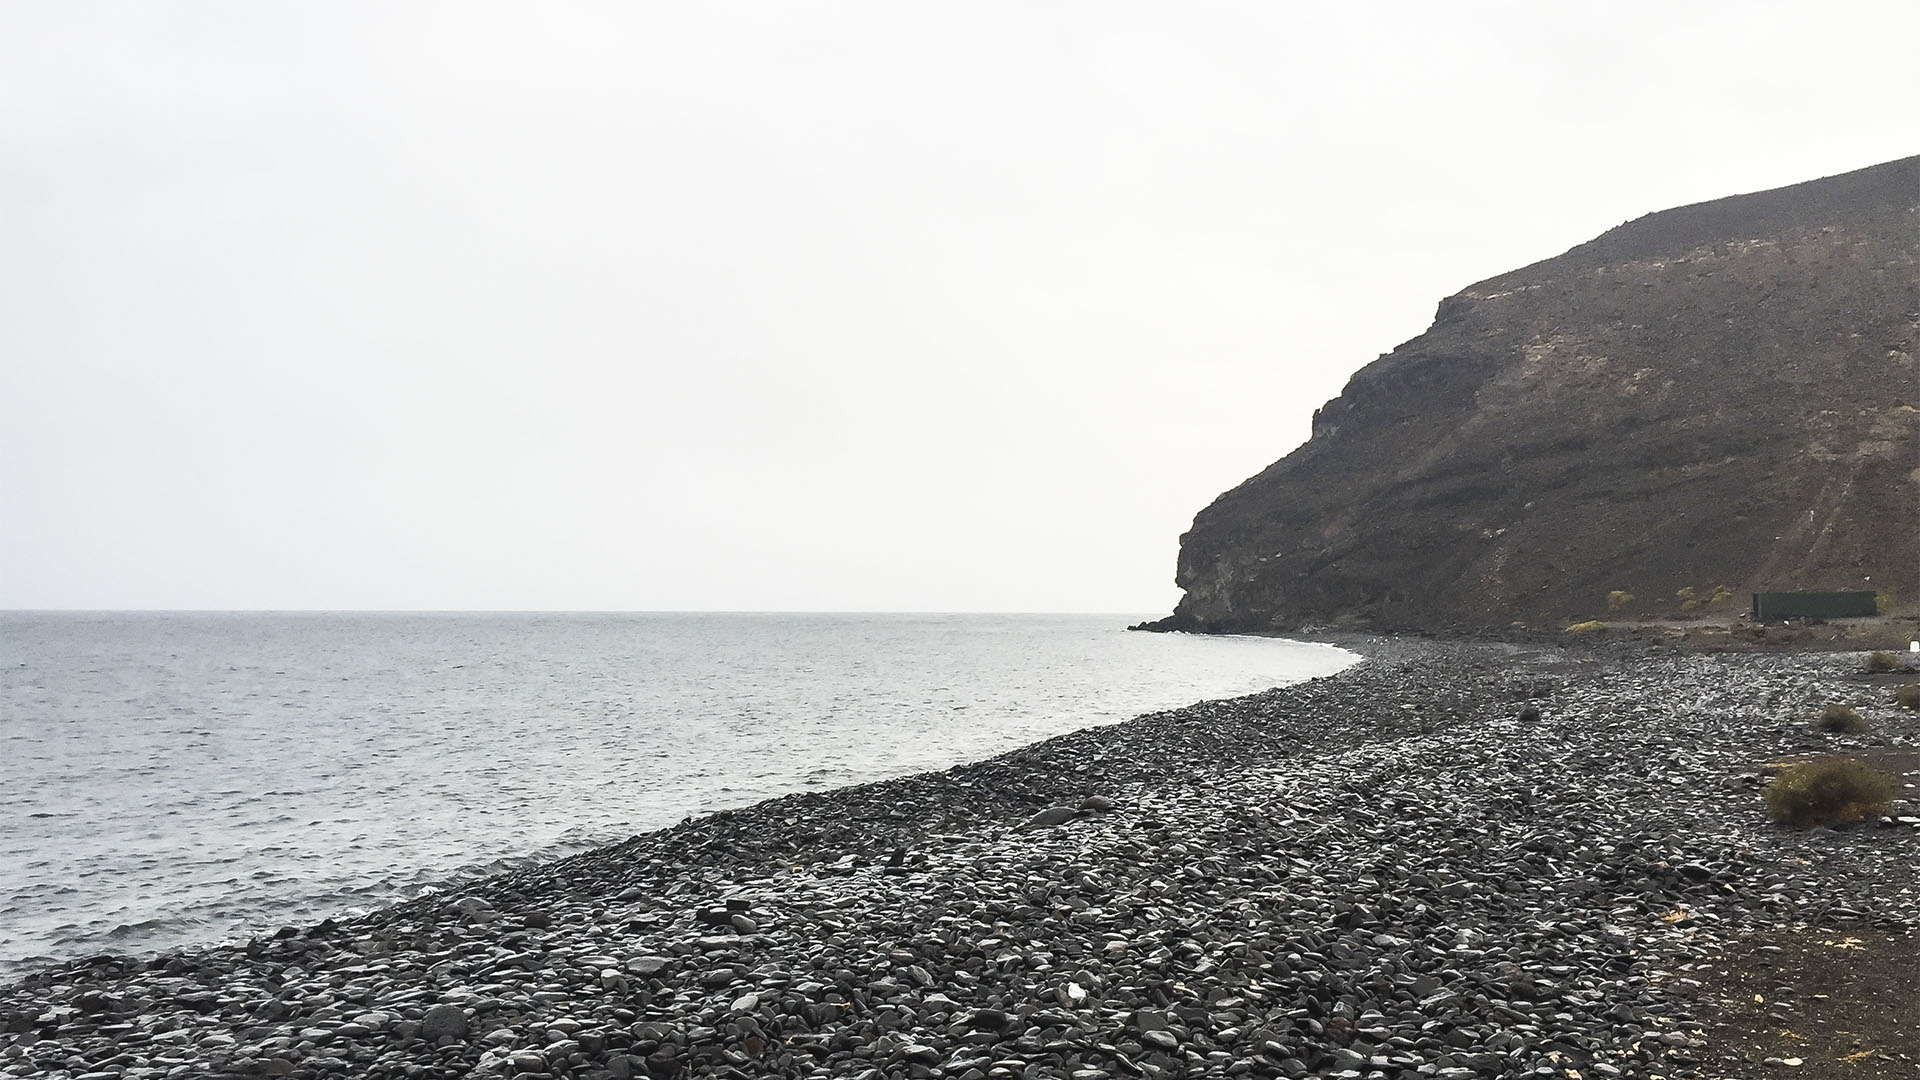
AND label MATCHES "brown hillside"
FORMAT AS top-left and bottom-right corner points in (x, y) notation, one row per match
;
(1158, 155), (1920, 633)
